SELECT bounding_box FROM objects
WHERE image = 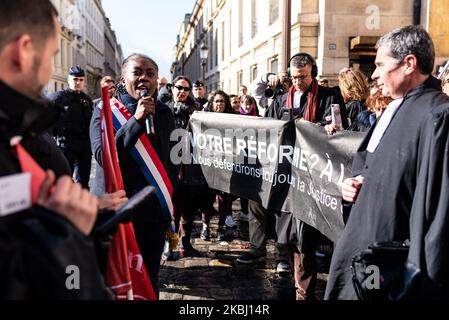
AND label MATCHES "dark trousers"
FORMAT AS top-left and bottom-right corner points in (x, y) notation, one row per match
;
(240, 198), (249, 214)
(184, 186), (216, 225)
(248, 200), (289, 260)
(174, 184), (197, 248)
(217, 193), (237, 227)
(62, 148), (92, 189)
(132, 206), (168, 298)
